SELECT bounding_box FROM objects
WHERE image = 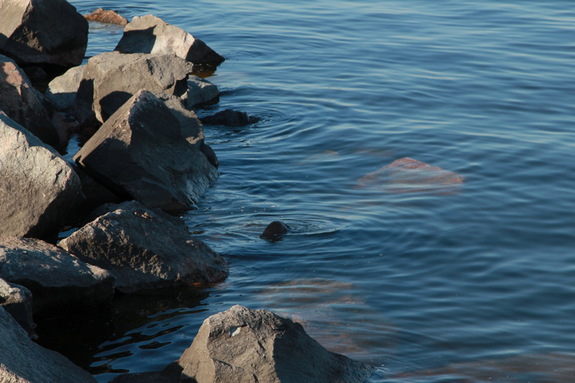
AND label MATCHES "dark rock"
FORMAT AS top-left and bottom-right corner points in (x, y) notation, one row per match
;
(85, 8), (128, 26)
(115, 14), (224, 68)
(260, 221), (290, 242)
(0, 112), (82, 240)
(0, 54), (61, 149)
(0, 278), (35, 337)
(0, 306), (96, 383)
(46, 65), (85, 113)
(201, 109), (259, 127)
(0, 237), (114, 315)
(0, 0), (88, 68)
(59, 201), (229, 294)
(110, 363), (190, 383)
(74, 90), (218, 213)
(178, 305), (375, 383)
